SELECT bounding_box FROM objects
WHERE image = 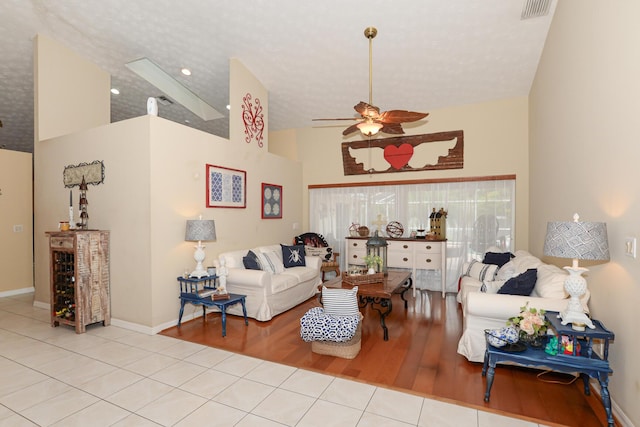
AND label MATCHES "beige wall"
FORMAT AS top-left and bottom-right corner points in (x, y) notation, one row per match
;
(0, 150), (33, 294)
(273, 96), (530, 250)
(530, 2), (639, 425)
(34, 34), (110, 142)
(34, 116), (303, 331)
